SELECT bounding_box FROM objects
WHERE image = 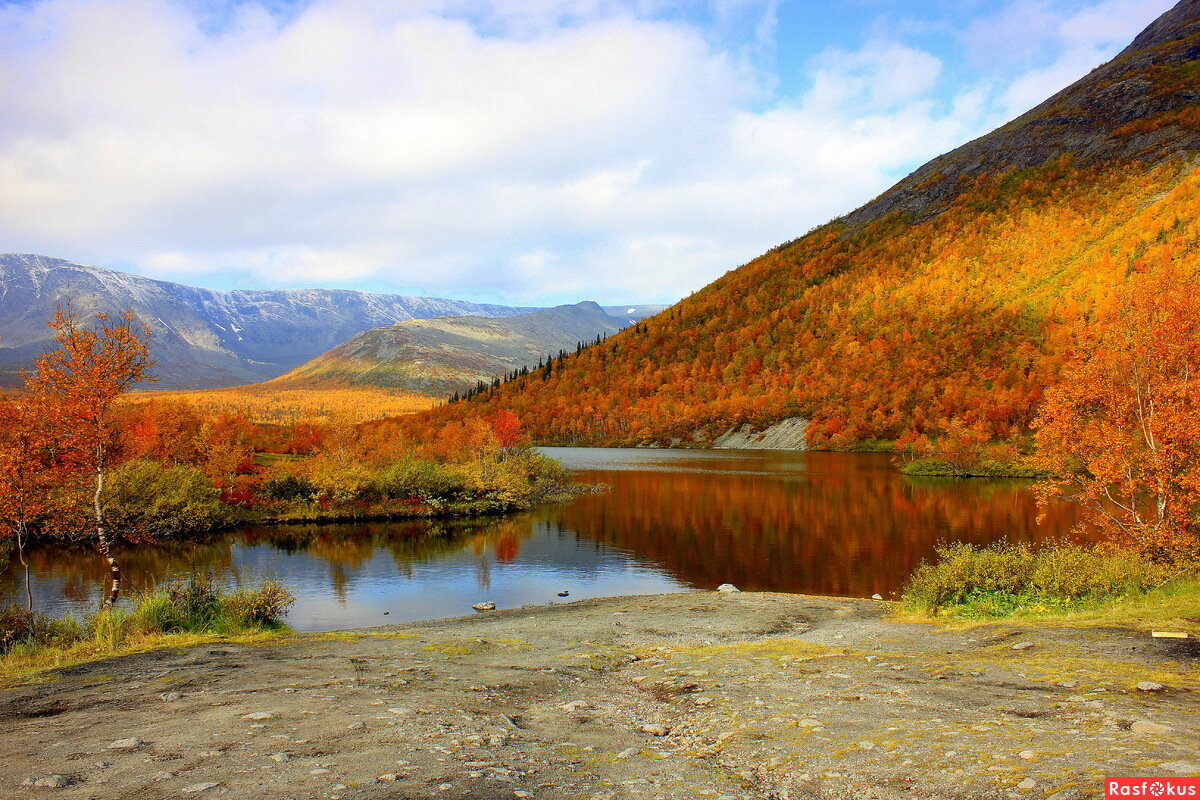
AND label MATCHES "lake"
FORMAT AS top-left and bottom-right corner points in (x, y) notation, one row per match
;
(0, 449), (1081, 631)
